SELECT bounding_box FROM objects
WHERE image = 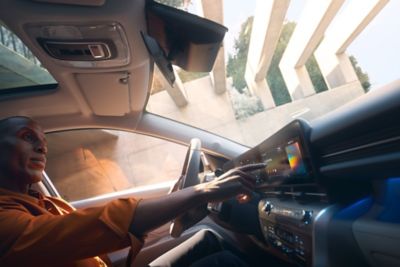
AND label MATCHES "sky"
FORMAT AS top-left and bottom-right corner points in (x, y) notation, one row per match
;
(222, 0), (400, 89)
